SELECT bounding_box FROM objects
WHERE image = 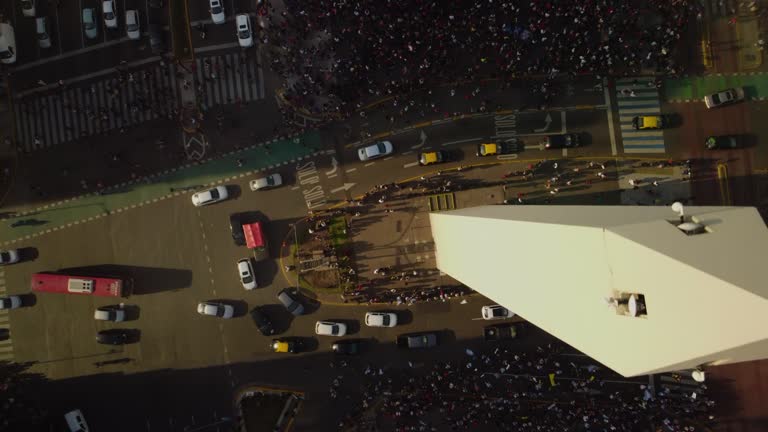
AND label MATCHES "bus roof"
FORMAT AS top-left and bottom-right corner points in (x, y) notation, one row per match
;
(243, 222), (265, 249)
